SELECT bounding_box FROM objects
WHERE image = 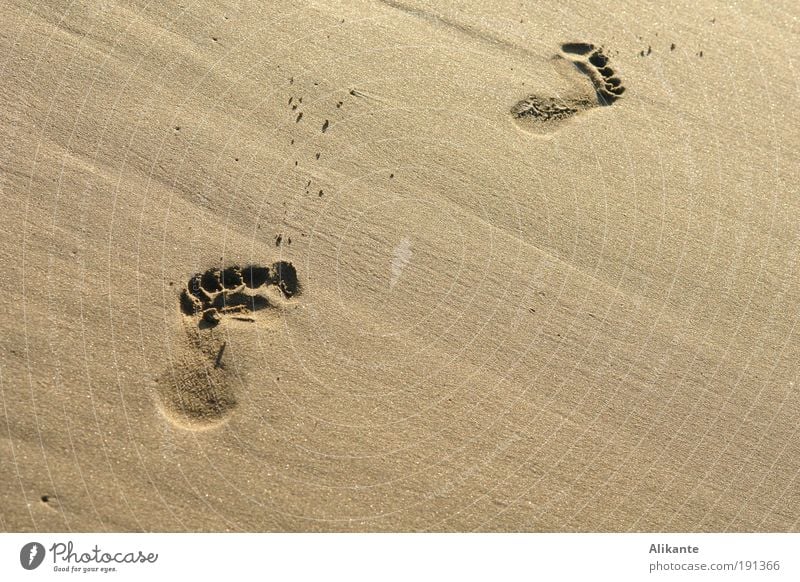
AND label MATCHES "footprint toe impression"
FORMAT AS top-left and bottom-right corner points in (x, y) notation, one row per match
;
(179, 262), (299, 328)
